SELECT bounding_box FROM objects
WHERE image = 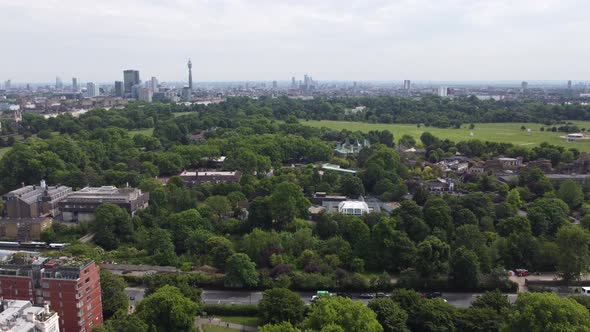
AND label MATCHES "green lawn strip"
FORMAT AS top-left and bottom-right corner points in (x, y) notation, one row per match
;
(217, 316), (259, 327)
(301, 120), (590, 152)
